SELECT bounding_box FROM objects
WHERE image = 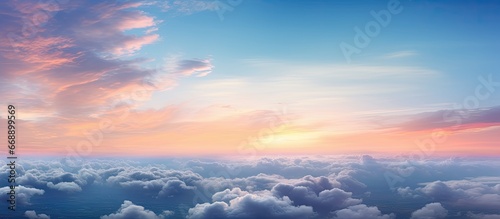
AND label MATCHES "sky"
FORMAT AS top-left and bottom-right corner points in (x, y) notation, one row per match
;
(1, 0), (500, 157)
(1, 1), (500, 218)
